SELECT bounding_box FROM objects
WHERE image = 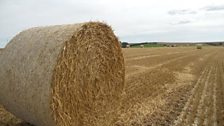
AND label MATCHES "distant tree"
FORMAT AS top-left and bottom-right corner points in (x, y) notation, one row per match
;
(121, 42), (129, 48)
